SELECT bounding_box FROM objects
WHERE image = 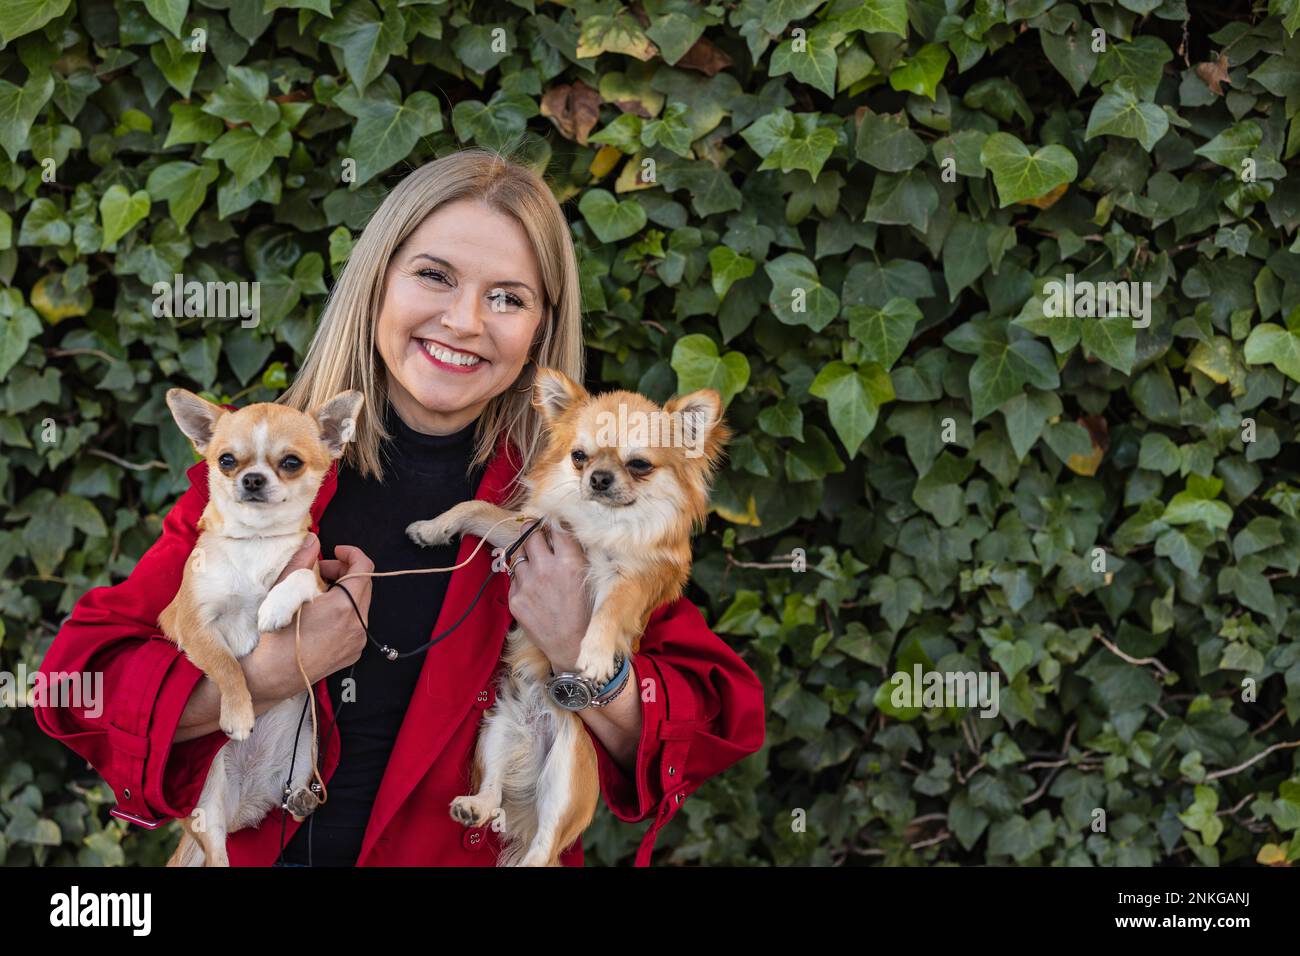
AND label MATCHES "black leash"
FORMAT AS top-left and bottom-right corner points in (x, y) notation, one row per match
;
(275, 518), (544, 864)
(346, 517), (543, 661)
